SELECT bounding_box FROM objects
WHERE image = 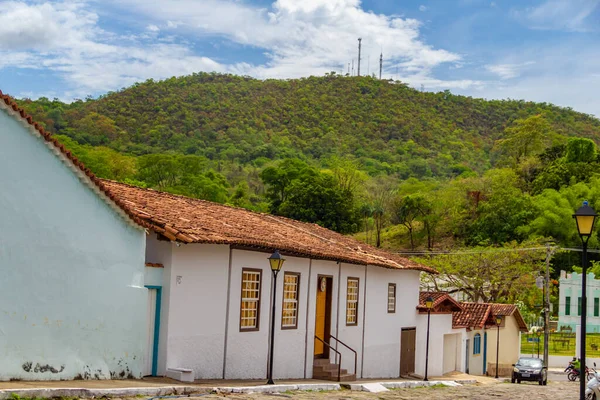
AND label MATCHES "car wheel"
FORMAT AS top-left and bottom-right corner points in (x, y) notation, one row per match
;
(538, 378), (543, 385)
